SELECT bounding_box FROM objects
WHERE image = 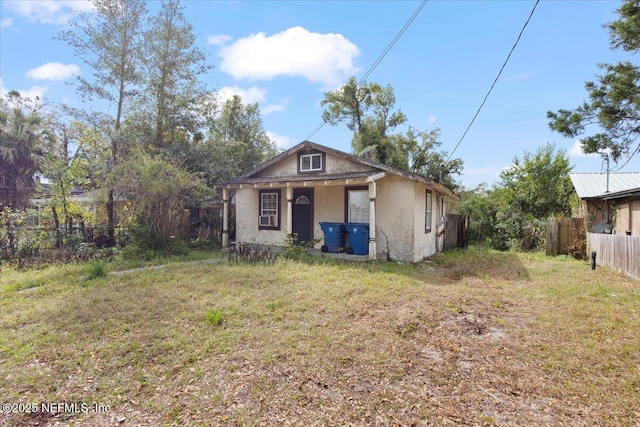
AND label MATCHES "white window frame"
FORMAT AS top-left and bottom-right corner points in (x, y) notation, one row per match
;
(425, 189), (432, 233)
(346, 188), (370, 223)
(299, 153), (323, 172)
(259, 191), (279, 229)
